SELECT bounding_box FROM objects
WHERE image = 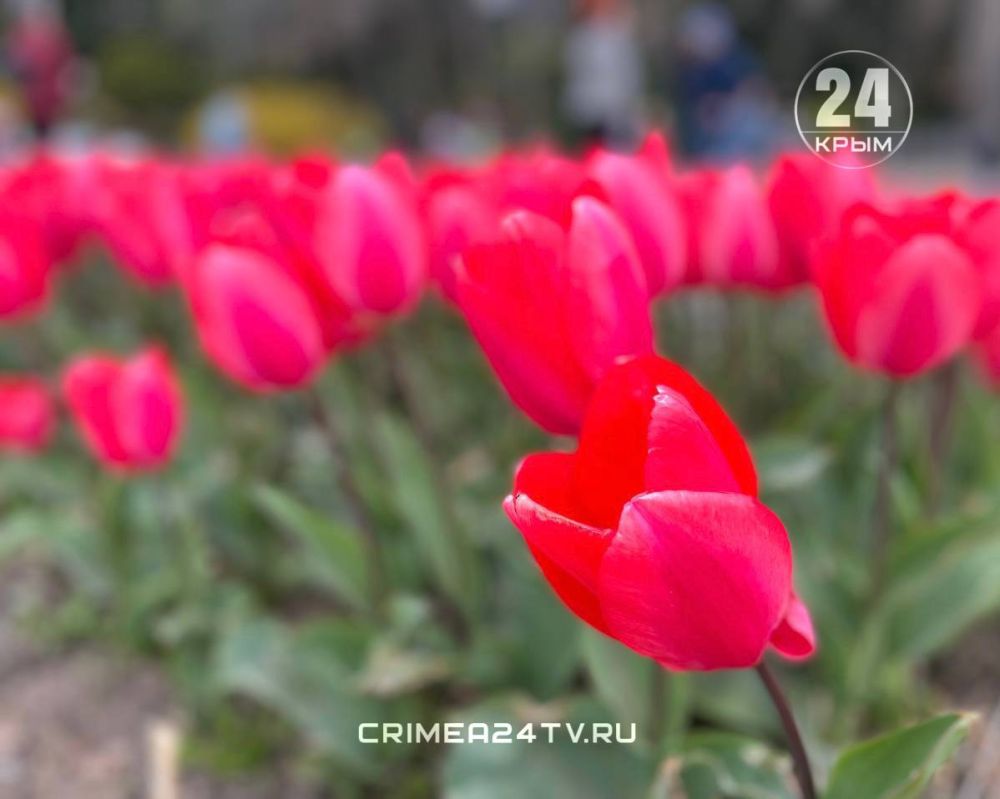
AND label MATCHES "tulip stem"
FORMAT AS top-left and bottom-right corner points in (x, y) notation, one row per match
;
(383, 326), (479, 630)
(756, 662), (817, 799)
(306, 387), (388, 615)
(871, 381), (901, 598)
(927, 360), (960, 517)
